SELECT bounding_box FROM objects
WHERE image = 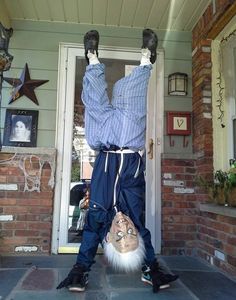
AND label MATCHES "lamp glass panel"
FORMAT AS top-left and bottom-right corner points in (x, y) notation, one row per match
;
(170, 78), (176, 92)
(176, 77), (185, 91)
